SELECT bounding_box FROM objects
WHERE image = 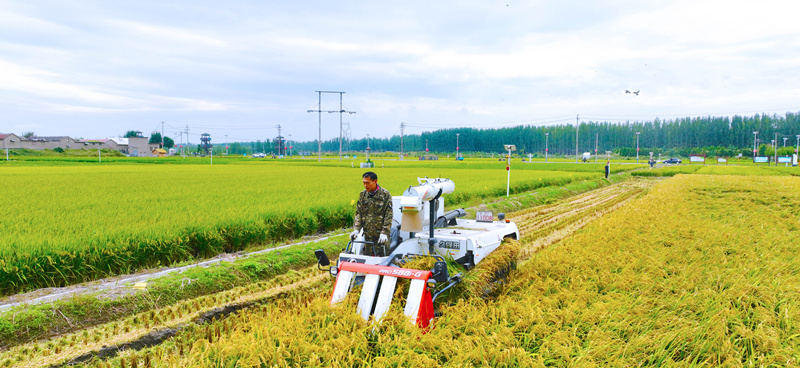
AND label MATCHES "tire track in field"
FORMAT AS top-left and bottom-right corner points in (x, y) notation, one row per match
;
(510, 178), (660, 260)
